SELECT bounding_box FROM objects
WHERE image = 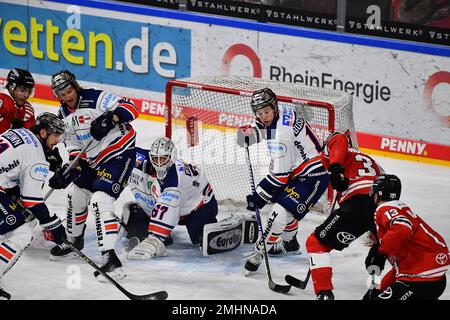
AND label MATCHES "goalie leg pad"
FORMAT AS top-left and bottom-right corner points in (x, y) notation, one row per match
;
(127, 234), (166, 260)
(202, 215), (243, 256)
(185, 196), (218, 245)
(236, 212), (258, 244)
